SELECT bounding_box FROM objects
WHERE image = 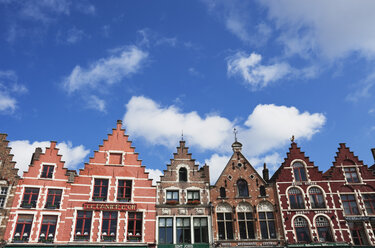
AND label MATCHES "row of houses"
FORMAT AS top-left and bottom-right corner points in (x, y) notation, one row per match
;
(0, 121), (375, 248)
